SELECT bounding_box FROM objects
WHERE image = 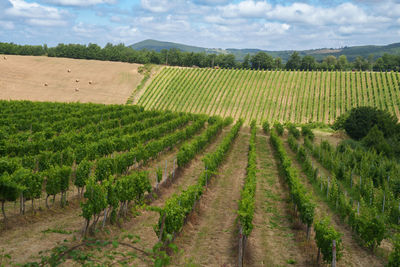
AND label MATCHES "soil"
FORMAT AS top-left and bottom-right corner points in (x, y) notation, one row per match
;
(283, 137), (386, 267)
(170, 128), (249, 266)
(0, 55), (143, 104)
(245, 132), (311, 266)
